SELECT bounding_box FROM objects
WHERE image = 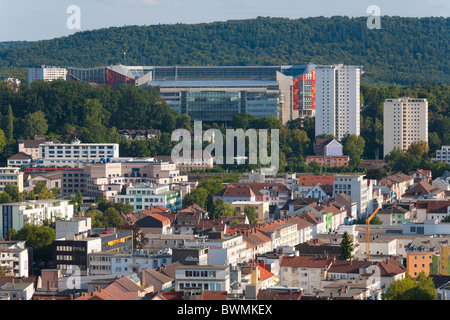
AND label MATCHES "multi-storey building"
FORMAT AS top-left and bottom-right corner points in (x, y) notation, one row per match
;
(0, 200), (74, 239)
(115, 184), (181, 213)
(0, 241), (29, 277)
(37, 139), (119, 165)
(88, 248), (172, 276)
(184, 234), (249, 267)
(406, 237), (449, 277)
(174, 265), (230, 292)
(383, 97), (428, 157)
(333, 174), (374, 218)
(60, 160), (188, 199)
(0, 167), (23, 192)
(432, 146), (450, 164)
(279, 255), (335, 294)
(28, 65), (67, 83)
(314, 64), (363, 141)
